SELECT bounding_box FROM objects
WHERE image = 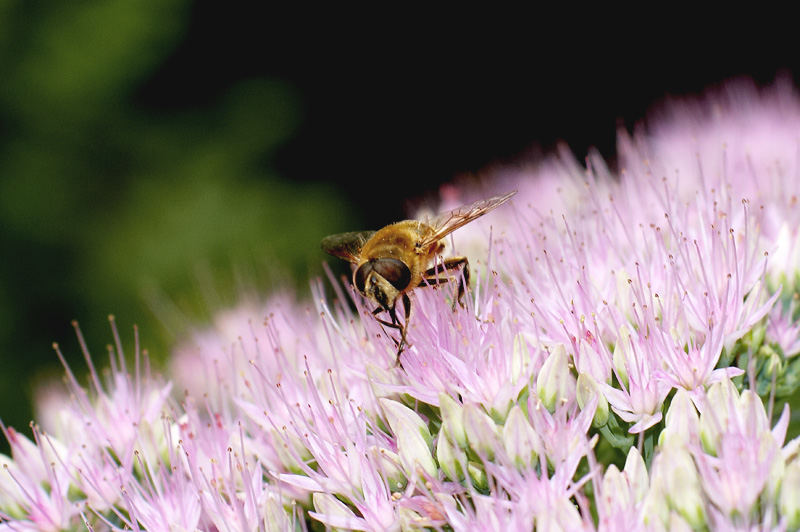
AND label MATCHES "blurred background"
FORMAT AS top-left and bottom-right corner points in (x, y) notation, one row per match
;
(0, 2), (797, 438)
